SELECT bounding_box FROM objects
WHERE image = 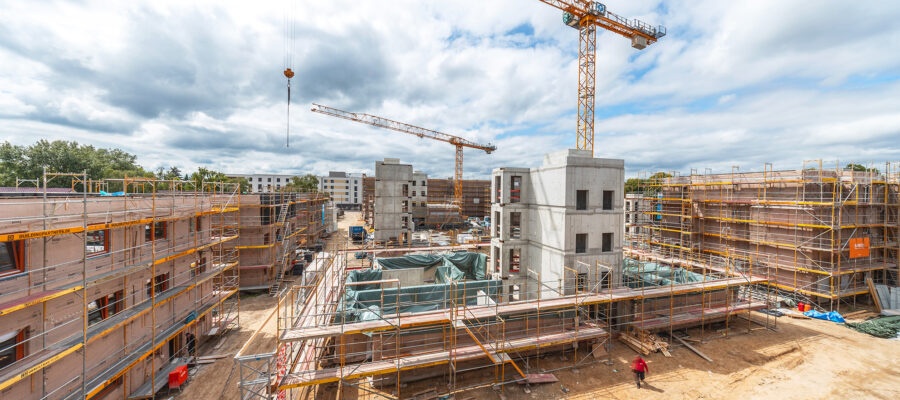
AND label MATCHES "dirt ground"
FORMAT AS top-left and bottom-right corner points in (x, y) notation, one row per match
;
(450, 315), (900, 400)
(175, 211), (900, 399)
